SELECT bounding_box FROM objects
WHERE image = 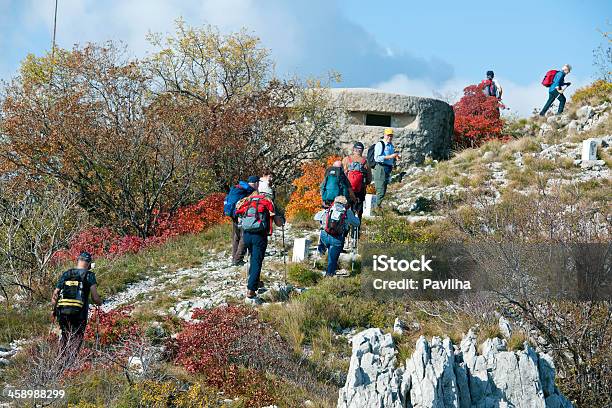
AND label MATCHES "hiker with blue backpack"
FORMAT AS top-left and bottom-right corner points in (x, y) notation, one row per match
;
(223, 176), (260, 266)
(314, 195), (360, 277)
(540, 64), (572, 116)
(368, 128), (400, 212)
(235, 179), (285, 300)
(320, 160), (356, 208)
